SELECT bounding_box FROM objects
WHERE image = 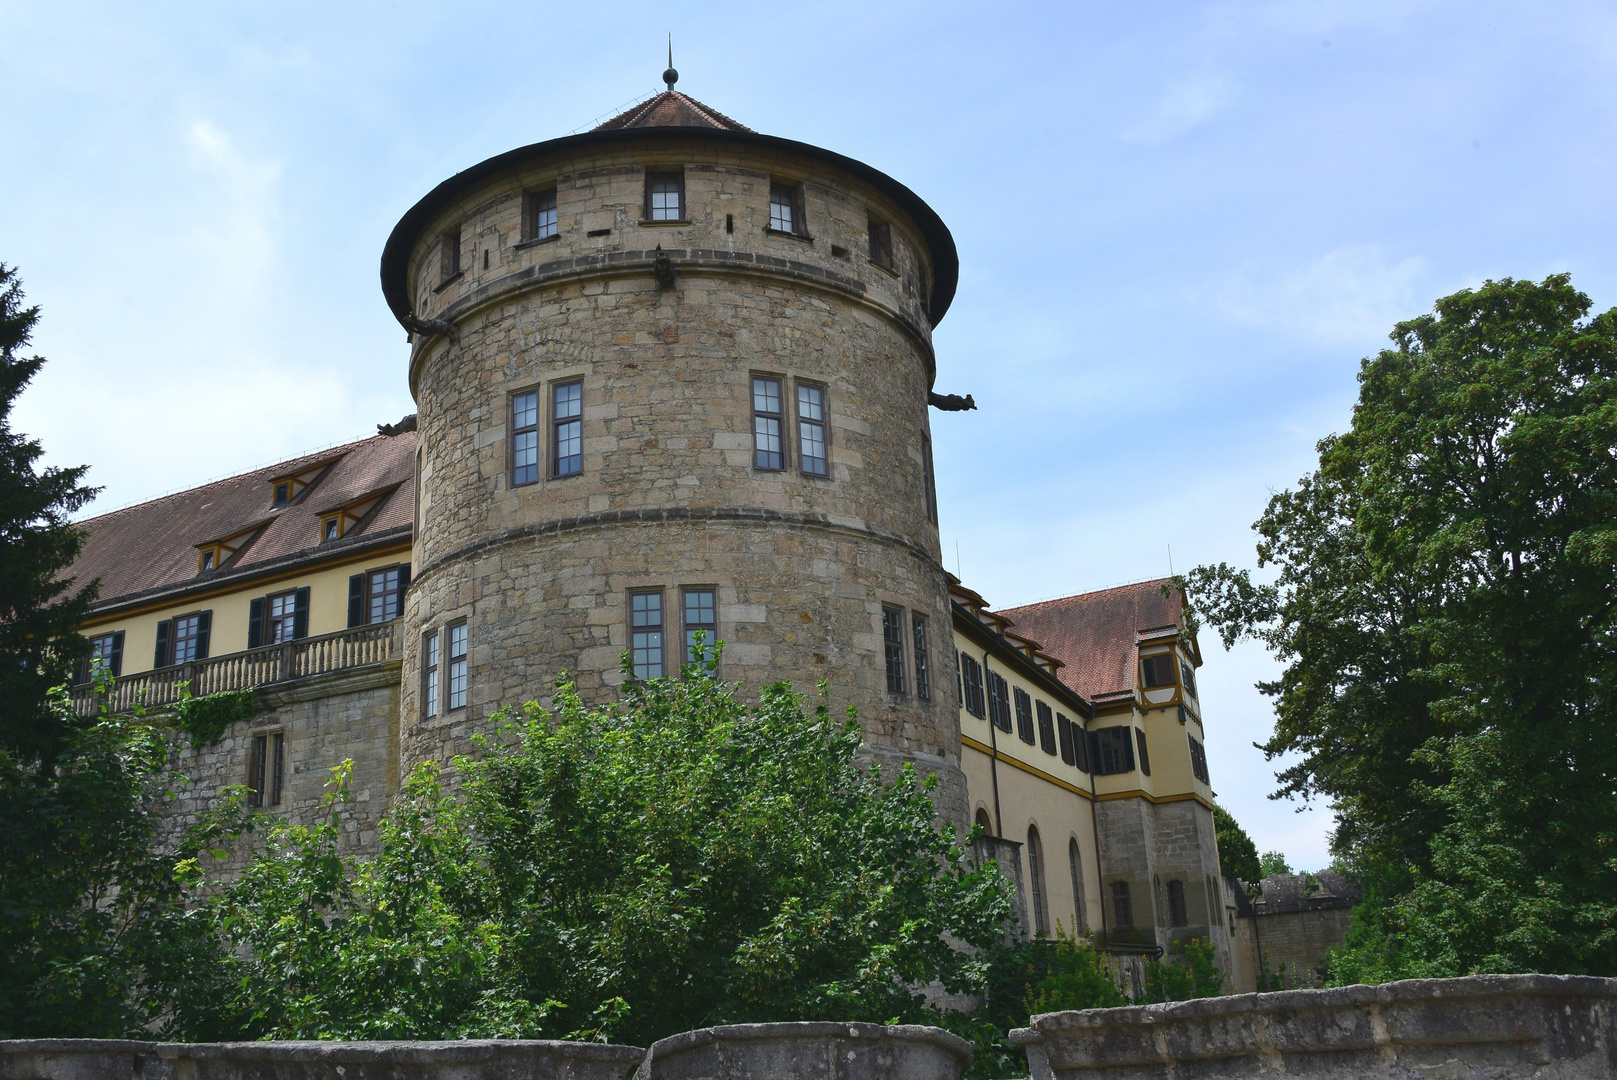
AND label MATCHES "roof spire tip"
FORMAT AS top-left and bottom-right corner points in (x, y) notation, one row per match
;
(663, 36), (678, 91)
